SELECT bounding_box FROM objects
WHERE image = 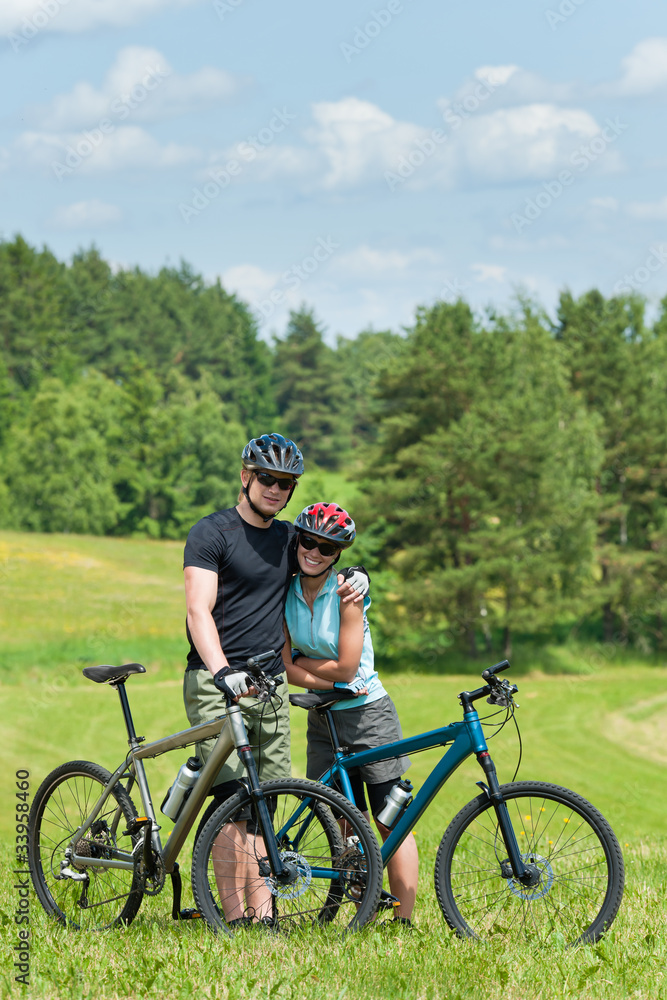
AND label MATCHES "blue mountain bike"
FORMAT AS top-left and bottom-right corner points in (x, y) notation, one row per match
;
(290, 659), (625, 946)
